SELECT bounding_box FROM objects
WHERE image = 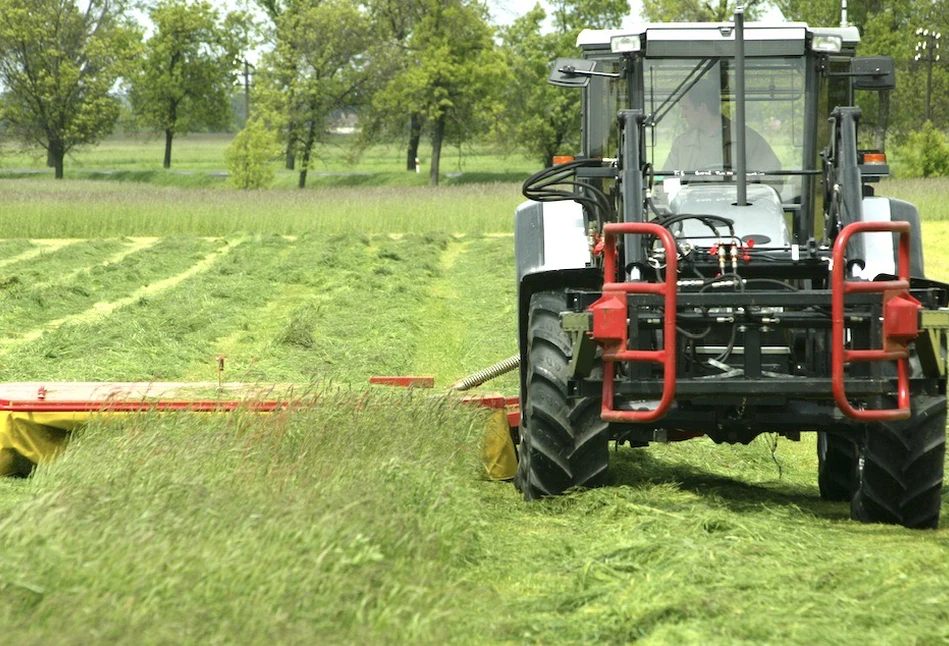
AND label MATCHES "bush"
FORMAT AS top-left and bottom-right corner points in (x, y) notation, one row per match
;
(897, 121), (949, 178)
(224, 119), (280, 189)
